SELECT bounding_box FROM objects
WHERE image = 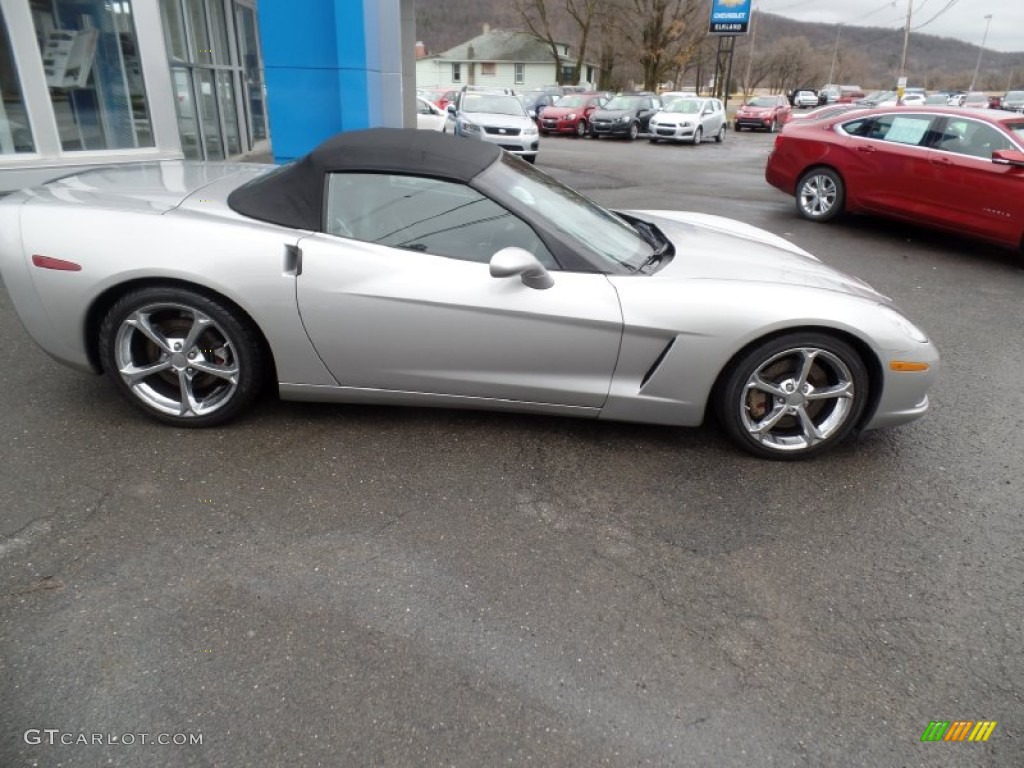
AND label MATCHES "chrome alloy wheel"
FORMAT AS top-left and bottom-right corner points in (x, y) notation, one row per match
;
(798, 174), (839, 219)
(114, 303), (239, 418)
(739, 346), (856, 453)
